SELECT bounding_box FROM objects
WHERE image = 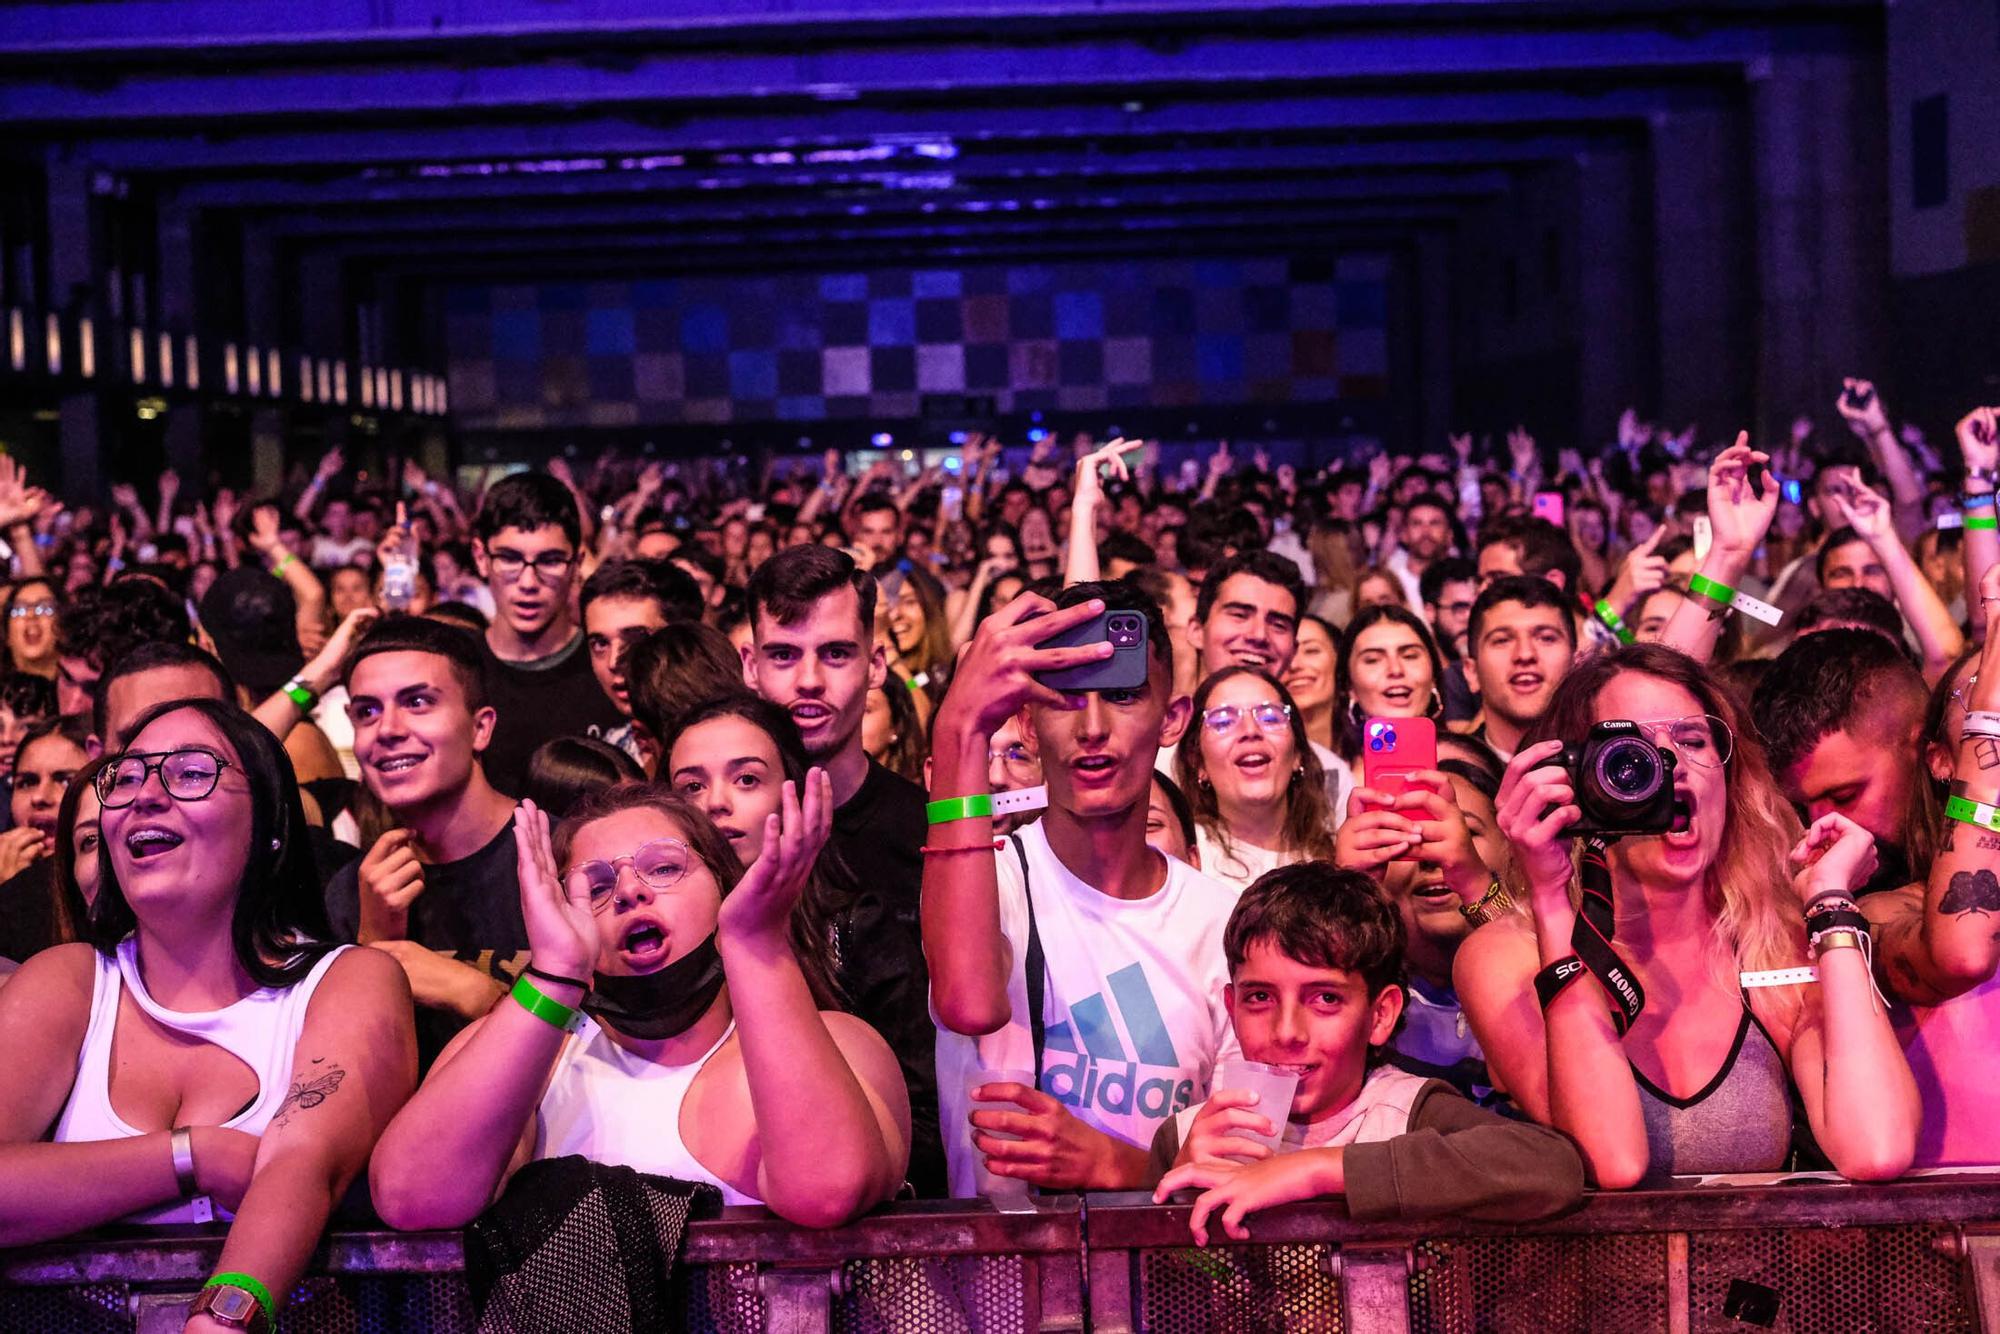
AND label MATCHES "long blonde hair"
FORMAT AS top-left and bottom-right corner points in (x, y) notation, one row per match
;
(1520, 644), (1807, 1012)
